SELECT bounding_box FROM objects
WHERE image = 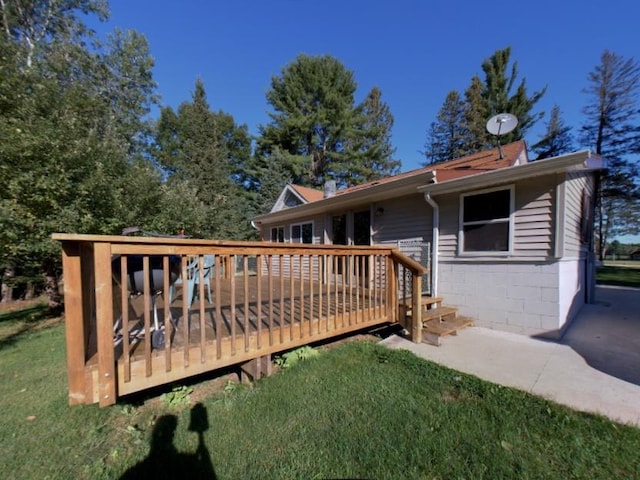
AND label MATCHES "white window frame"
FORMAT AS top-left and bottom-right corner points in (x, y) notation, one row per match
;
(290, 221), (314, 244)
(458, 185), (515, 256)
(270, 225), (285, 243)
